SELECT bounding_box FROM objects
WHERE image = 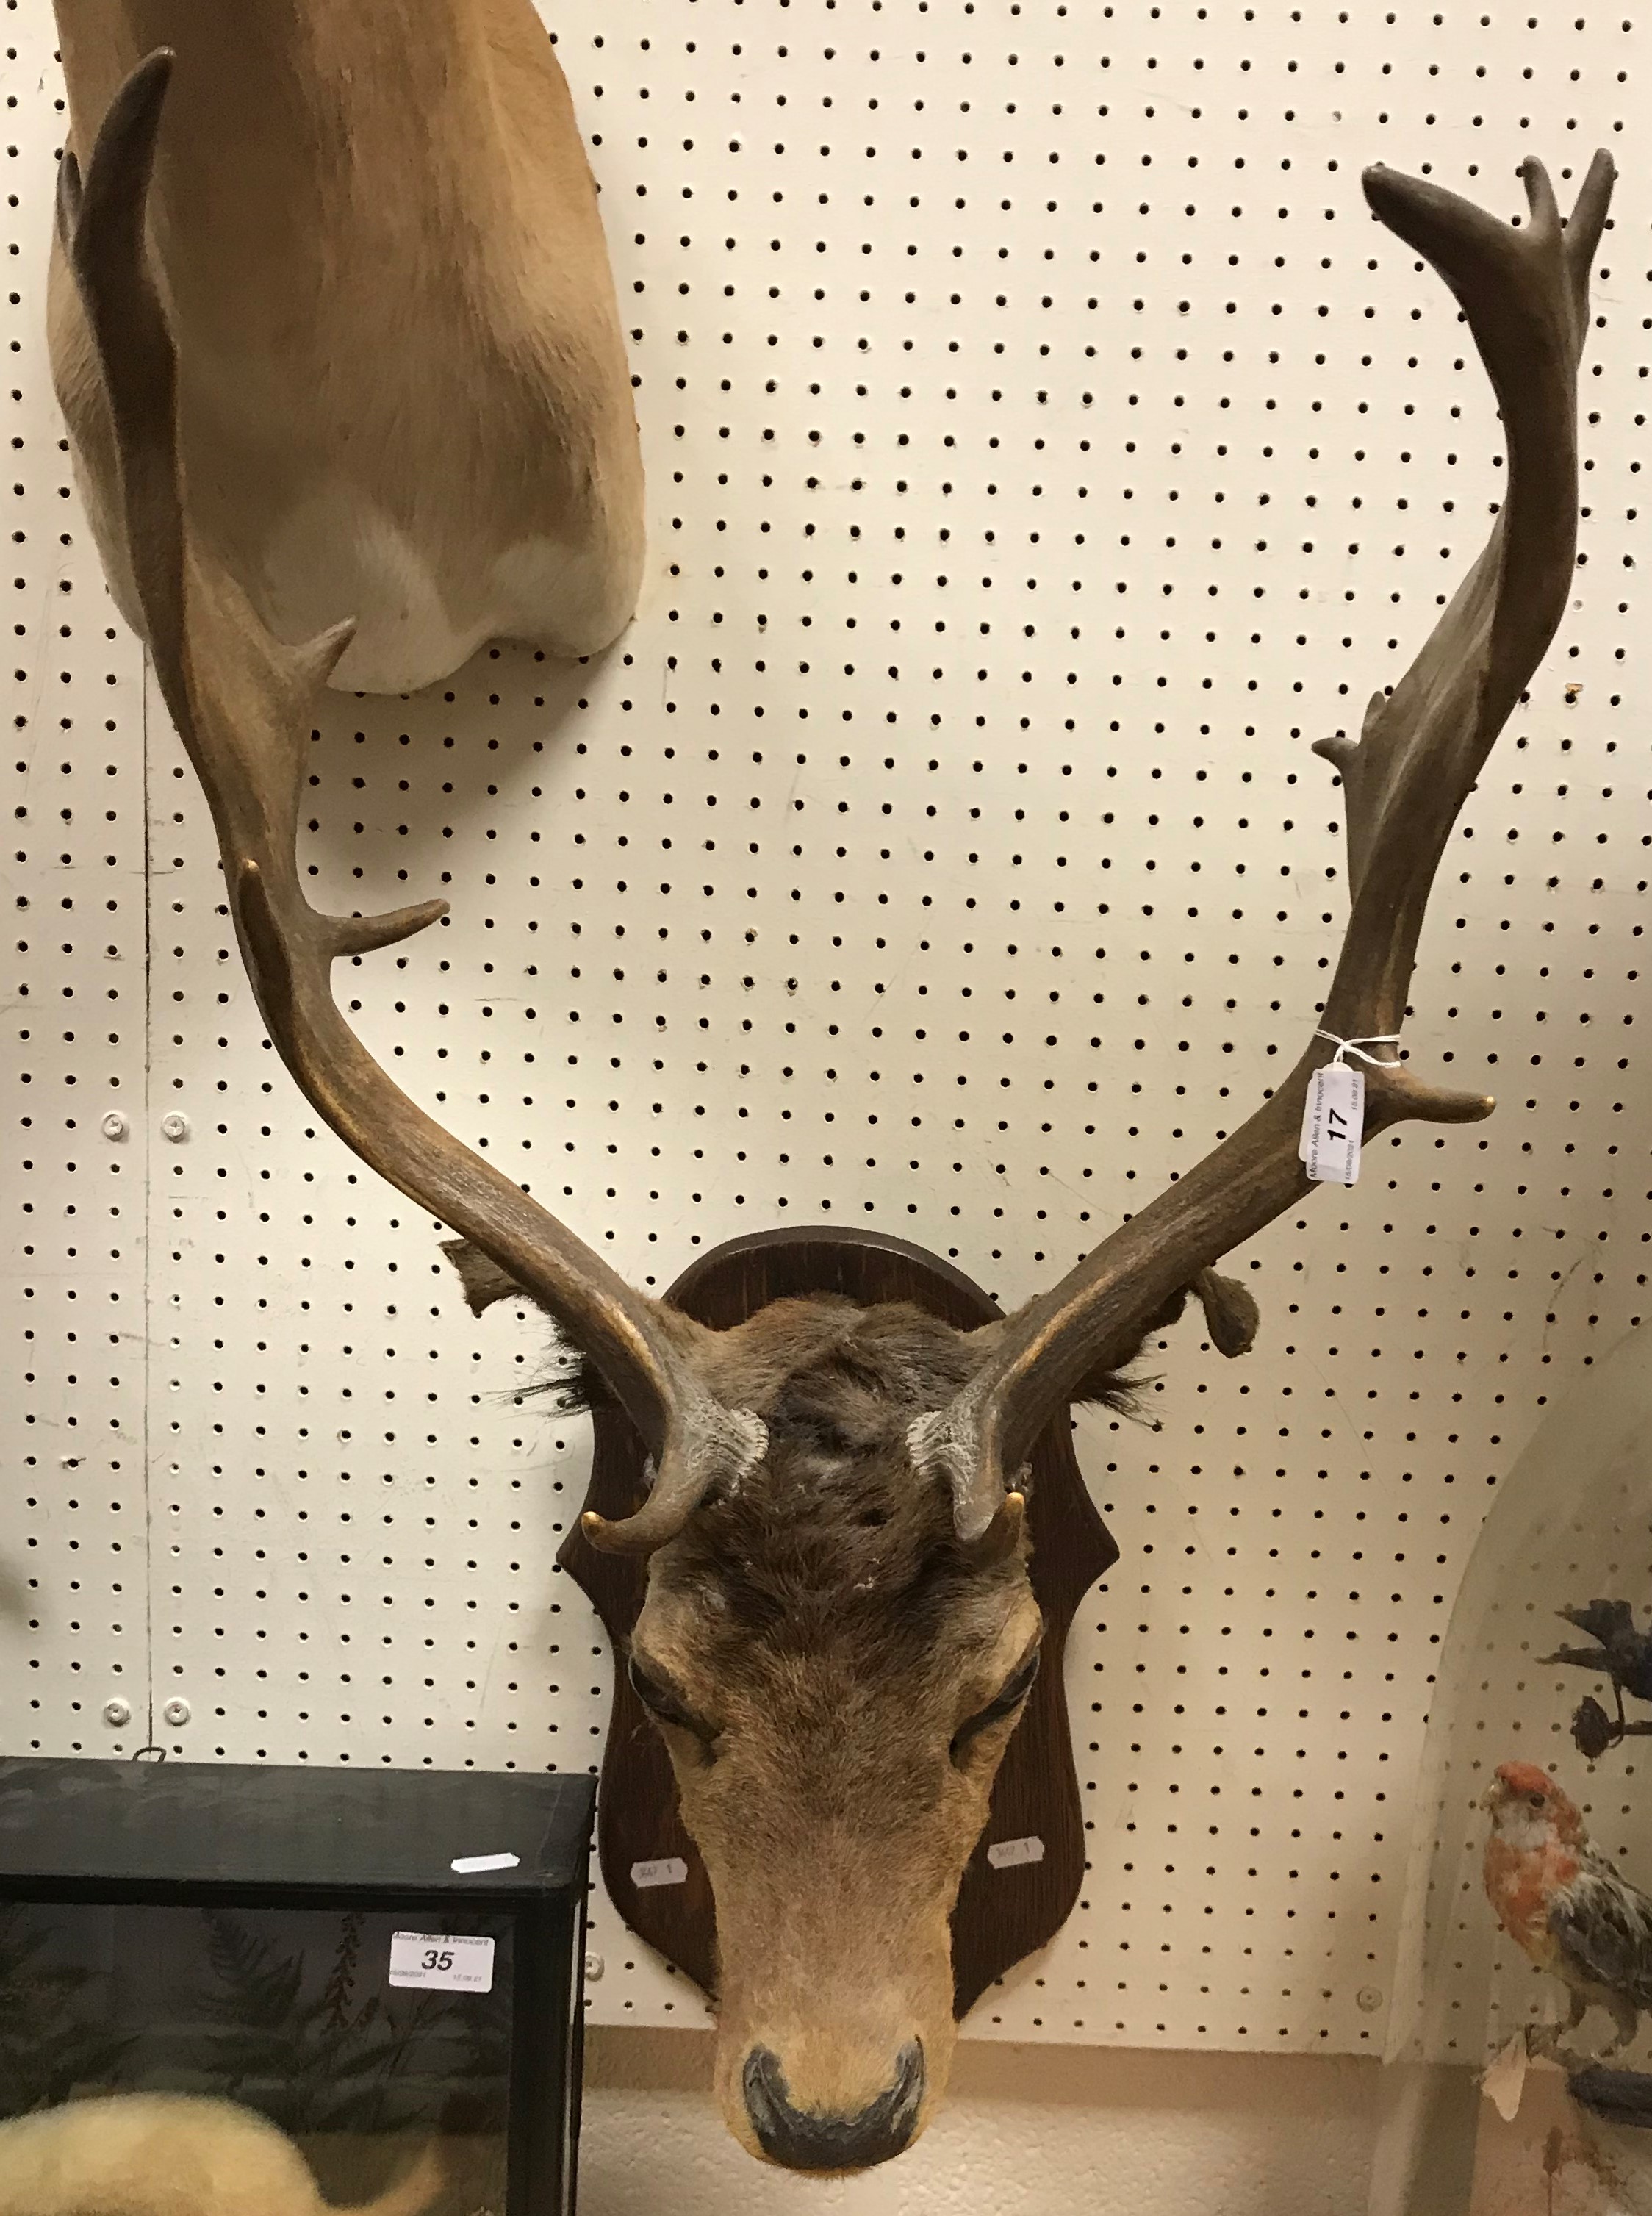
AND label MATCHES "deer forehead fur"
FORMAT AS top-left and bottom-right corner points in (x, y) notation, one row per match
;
(638, 1302), (1037, 1794)
(644, 1298), (1009, 1585)
(48, 0), (644, 693)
